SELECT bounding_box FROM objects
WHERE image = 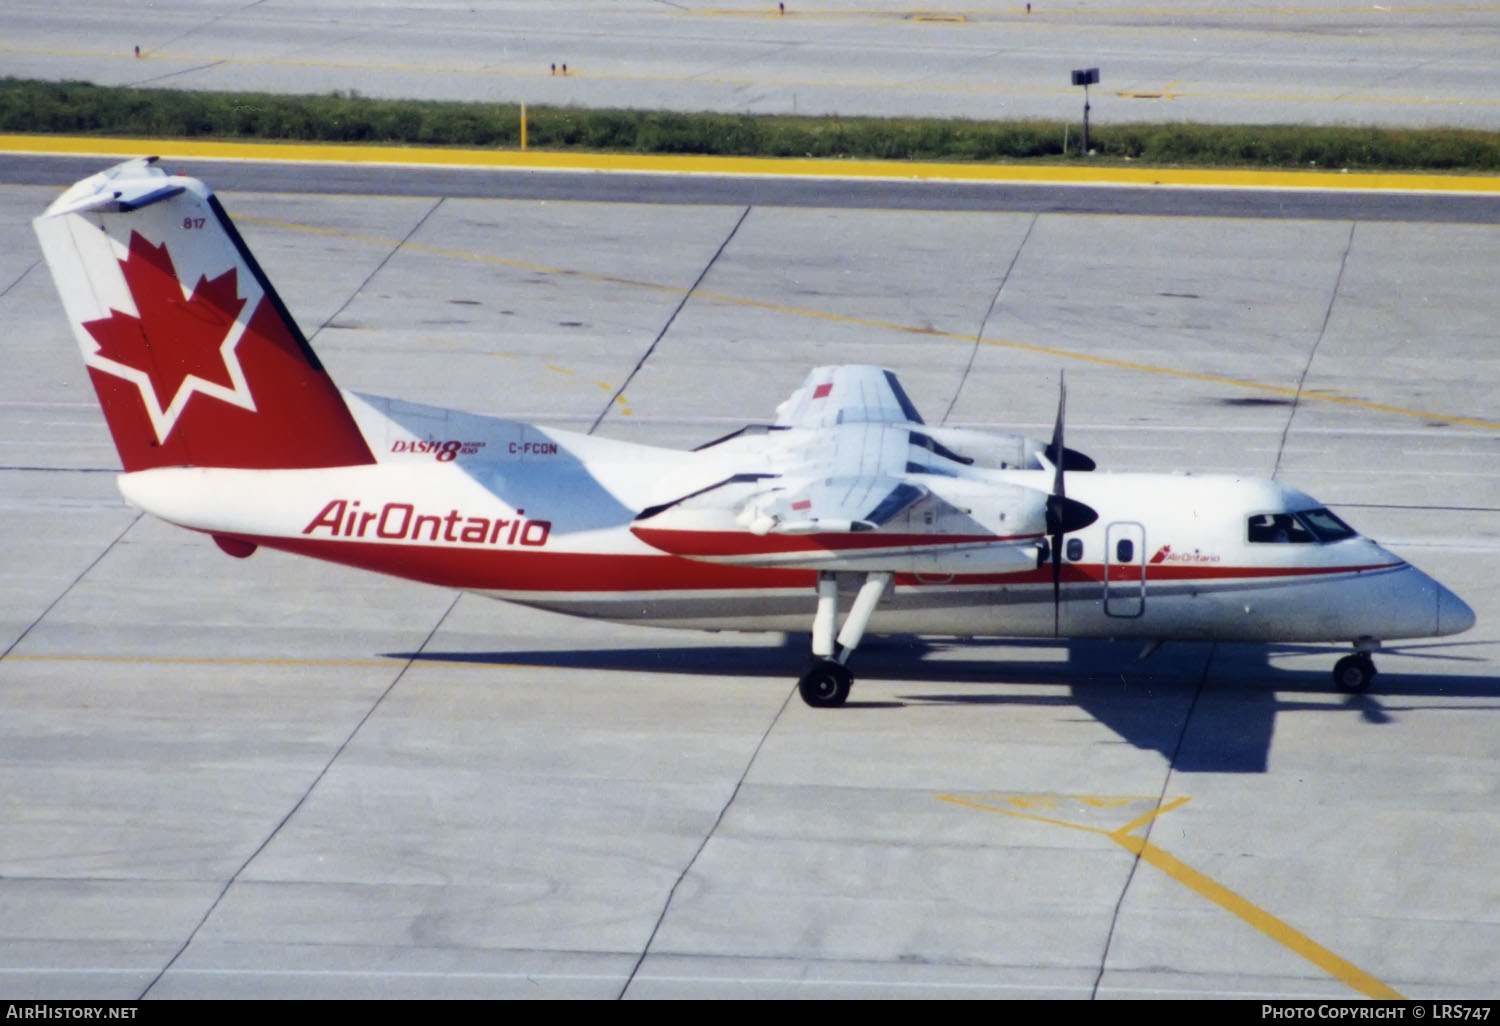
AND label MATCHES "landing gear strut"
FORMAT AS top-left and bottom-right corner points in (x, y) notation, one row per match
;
(797, 570), (889, 708)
